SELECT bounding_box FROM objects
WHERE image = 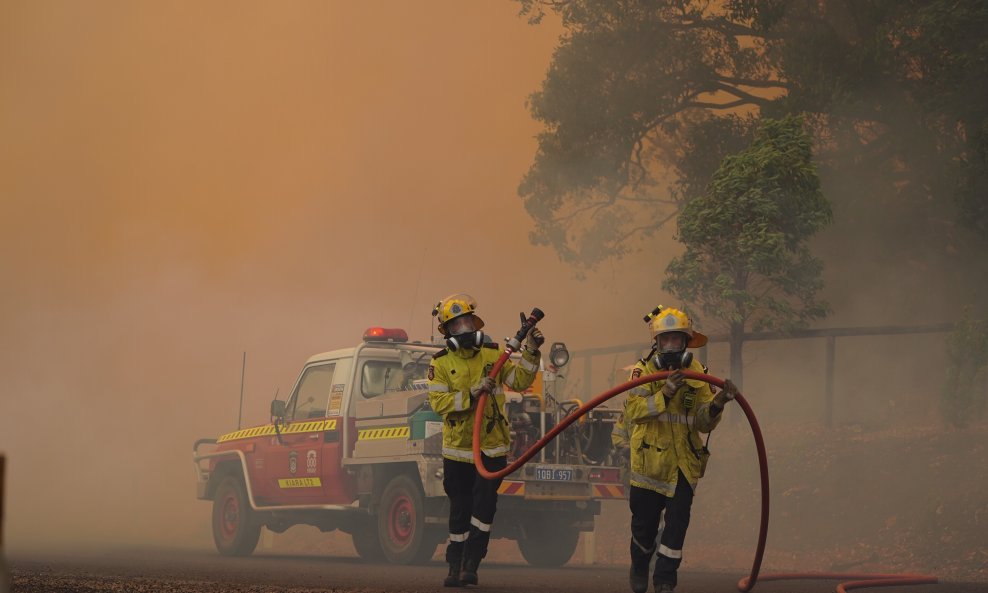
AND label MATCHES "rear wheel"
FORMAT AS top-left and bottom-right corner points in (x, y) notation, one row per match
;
(377, 474), (434, 564)
(517, 521), (579, 567)
(212, 476), (261, 556)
